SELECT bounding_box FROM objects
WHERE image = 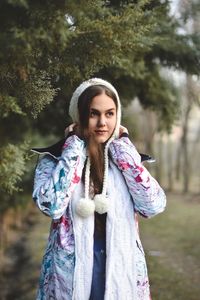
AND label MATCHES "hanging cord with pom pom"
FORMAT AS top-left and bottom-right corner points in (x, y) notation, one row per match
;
(94, 138), (113, 214)
(75, 156), (95, 218)
(76, 138), (114, 217)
